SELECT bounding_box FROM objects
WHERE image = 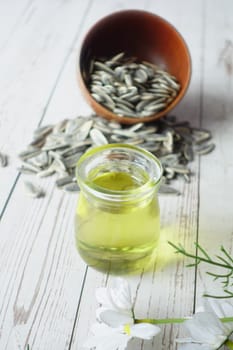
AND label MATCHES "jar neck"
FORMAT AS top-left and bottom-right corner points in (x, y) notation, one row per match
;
(79, 179), (159, 207)
(76, 144), (163, 207)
